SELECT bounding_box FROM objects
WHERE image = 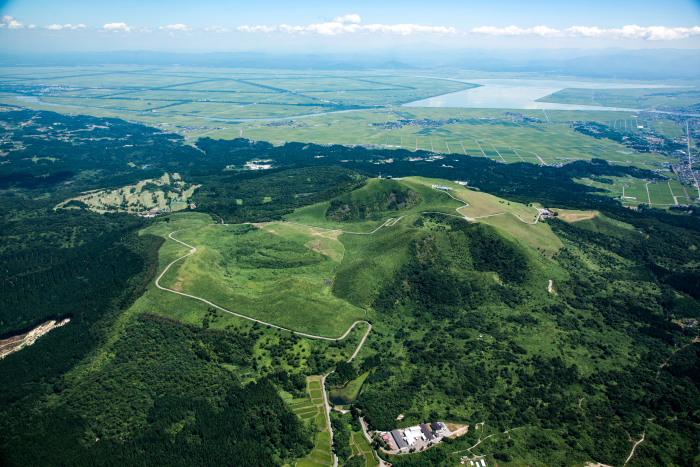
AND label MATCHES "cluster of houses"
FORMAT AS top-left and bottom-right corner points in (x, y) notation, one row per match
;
(380, 422), (450, 453)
